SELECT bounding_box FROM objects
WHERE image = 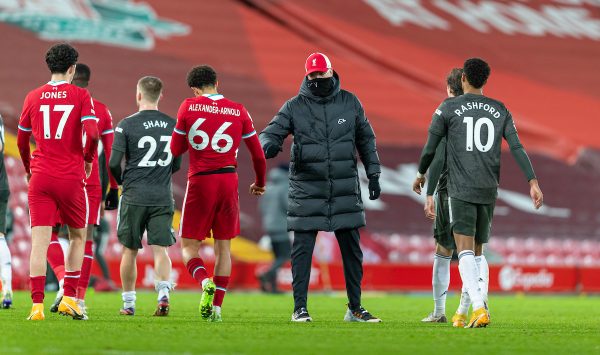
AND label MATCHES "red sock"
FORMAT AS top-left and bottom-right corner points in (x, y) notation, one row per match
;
(186, 258), (209, 285)
(47, 232), (65, 281)
(63, 270), (80, 298)
(213, 275), (230, 307)
(30, 276), (46, 303)
(77, 240), (94, 300)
